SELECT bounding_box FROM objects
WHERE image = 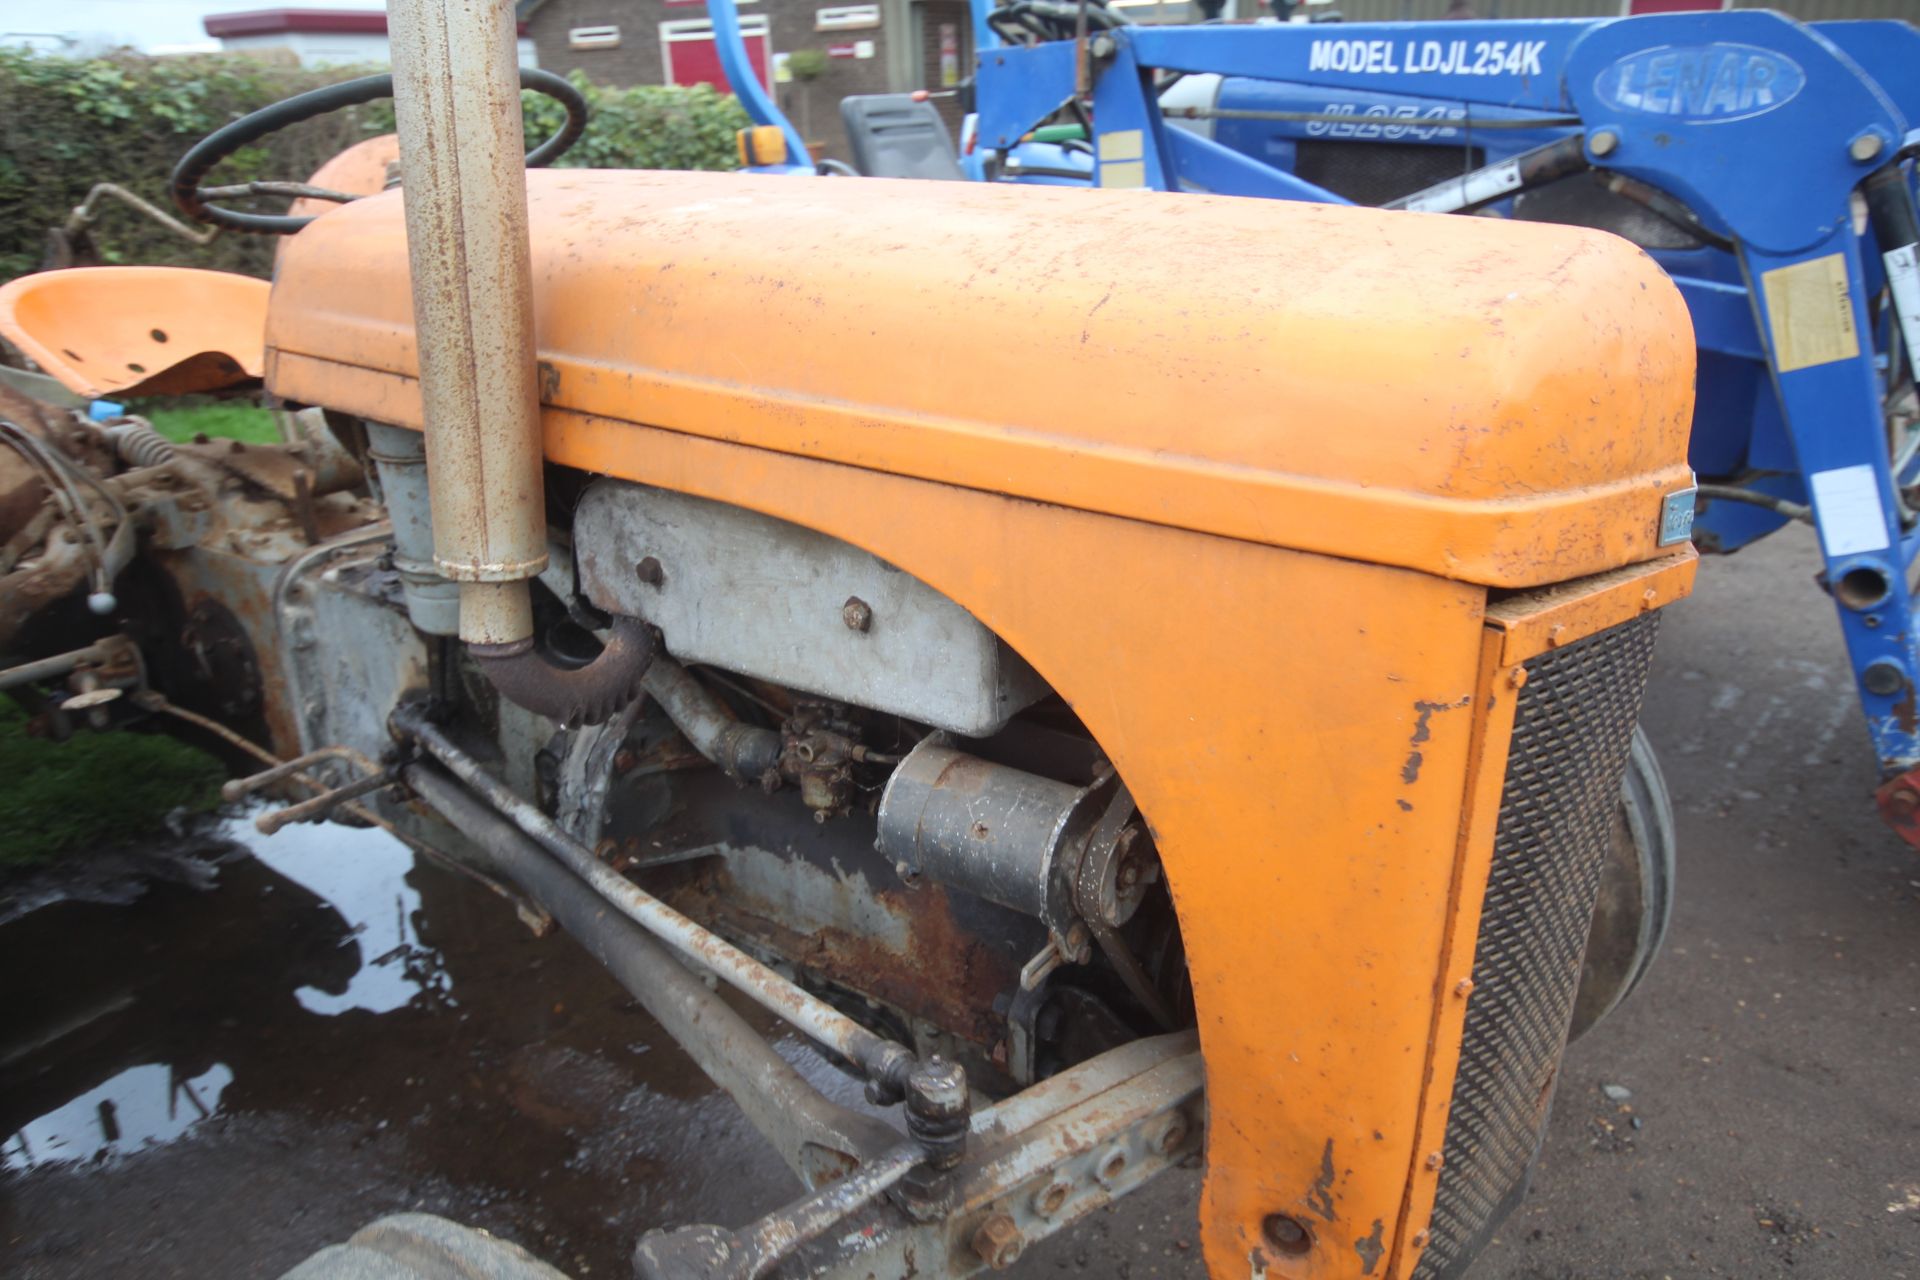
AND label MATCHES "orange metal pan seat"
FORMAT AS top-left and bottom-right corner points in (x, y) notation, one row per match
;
(0, 266), (269, 400)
